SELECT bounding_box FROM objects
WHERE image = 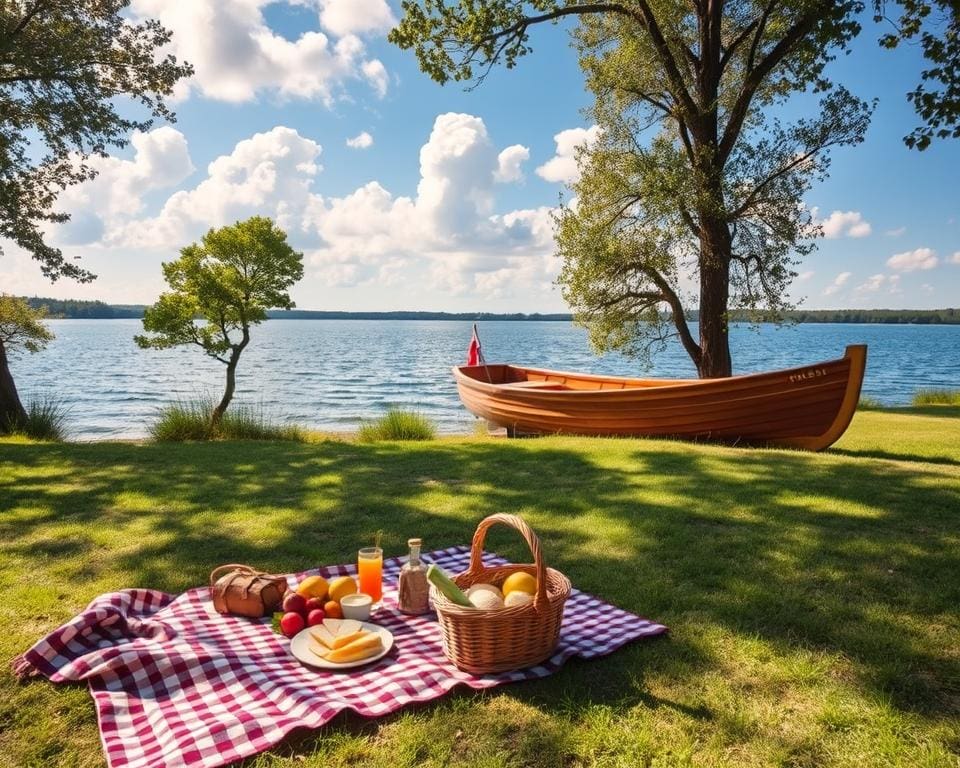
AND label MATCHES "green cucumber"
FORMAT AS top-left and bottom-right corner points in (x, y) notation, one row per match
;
(426, 564), (473, 607)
